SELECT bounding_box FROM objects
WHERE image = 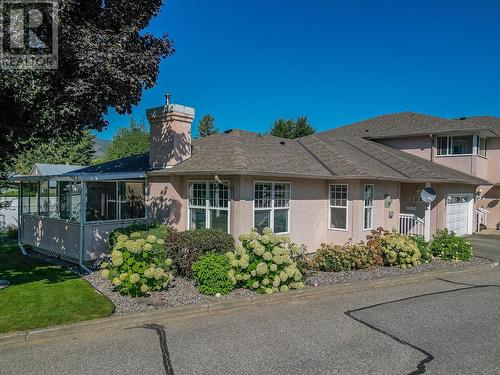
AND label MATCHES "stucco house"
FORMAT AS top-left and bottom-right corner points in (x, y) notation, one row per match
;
(12, 98), (500, 268)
